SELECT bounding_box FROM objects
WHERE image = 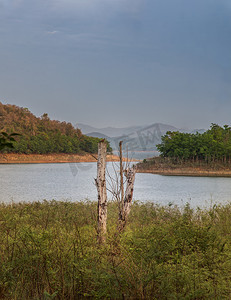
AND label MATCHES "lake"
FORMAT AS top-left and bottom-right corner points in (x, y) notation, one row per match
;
(1, 162), (231, 208)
